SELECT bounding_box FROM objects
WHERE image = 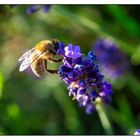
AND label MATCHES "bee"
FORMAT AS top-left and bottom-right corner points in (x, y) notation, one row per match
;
(18, 39), (62, 77)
